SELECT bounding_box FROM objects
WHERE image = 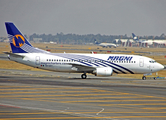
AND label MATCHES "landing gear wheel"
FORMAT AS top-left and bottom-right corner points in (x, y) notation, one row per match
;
(81, 74), (87, 79)
(142, 76), (146, 80)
